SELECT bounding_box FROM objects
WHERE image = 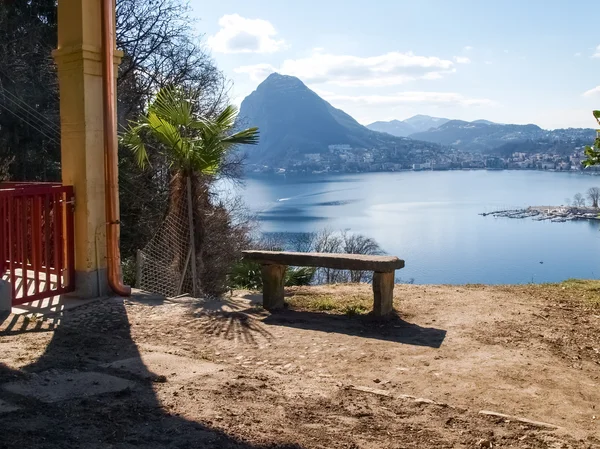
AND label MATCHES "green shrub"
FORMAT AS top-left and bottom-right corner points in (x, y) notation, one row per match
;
(285, 266), (316, 286)
(121, 256), (137, 287)
(228, 261), (316, 290)
(228, 259), (263, 290)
